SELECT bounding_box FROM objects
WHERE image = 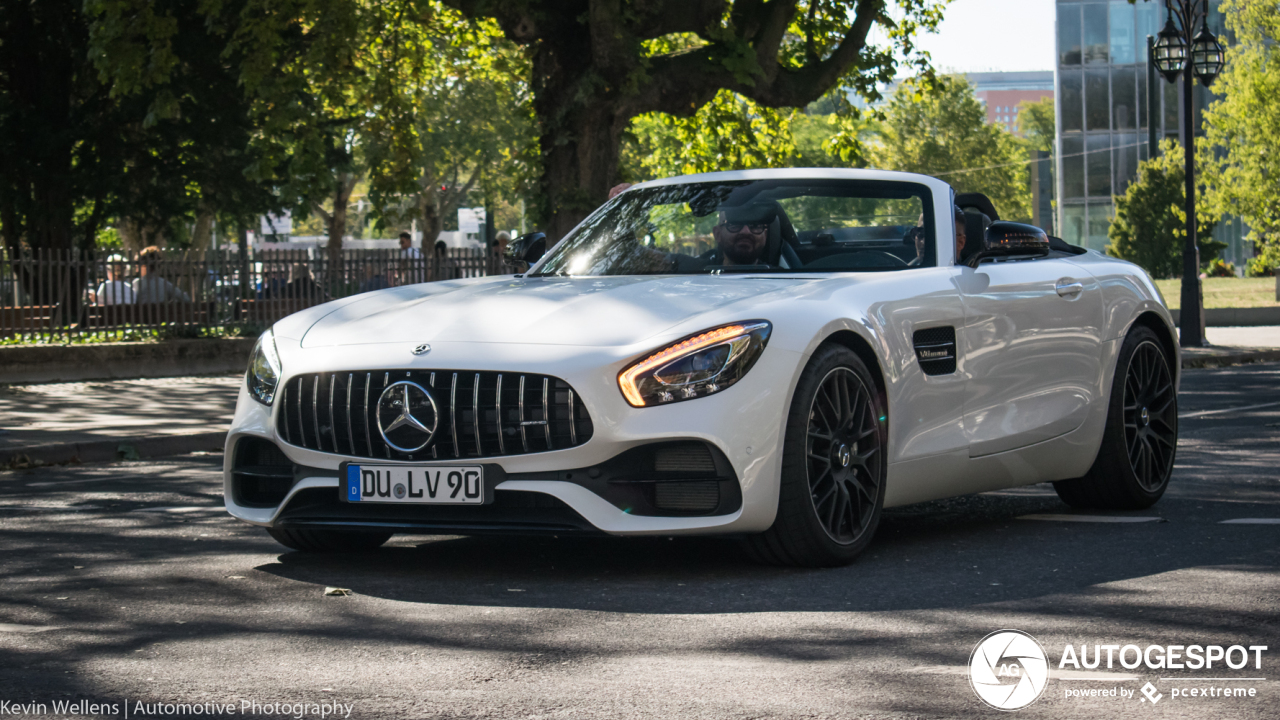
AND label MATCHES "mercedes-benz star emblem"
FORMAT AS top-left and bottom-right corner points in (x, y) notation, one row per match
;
(376, 381), (439, 453)
(411, 343), (431, 356)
